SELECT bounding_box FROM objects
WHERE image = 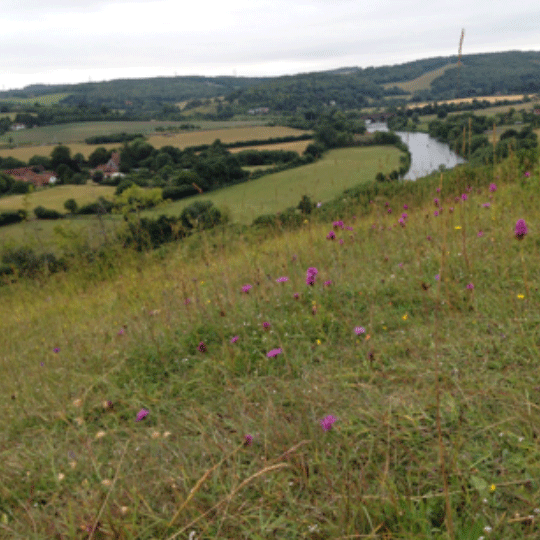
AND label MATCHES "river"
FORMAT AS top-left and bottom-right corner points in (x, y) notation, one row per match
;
(366, 122), (466, 181)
